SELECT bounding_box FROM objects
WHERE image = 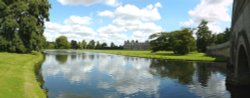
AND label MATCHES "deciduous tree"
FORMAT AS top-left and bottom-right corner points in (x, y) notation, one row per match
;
(196, 20), (213, 52)
(55, 36), (70, 49)
(70, 40), (78, 49)
(0, 0), (50, 53)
